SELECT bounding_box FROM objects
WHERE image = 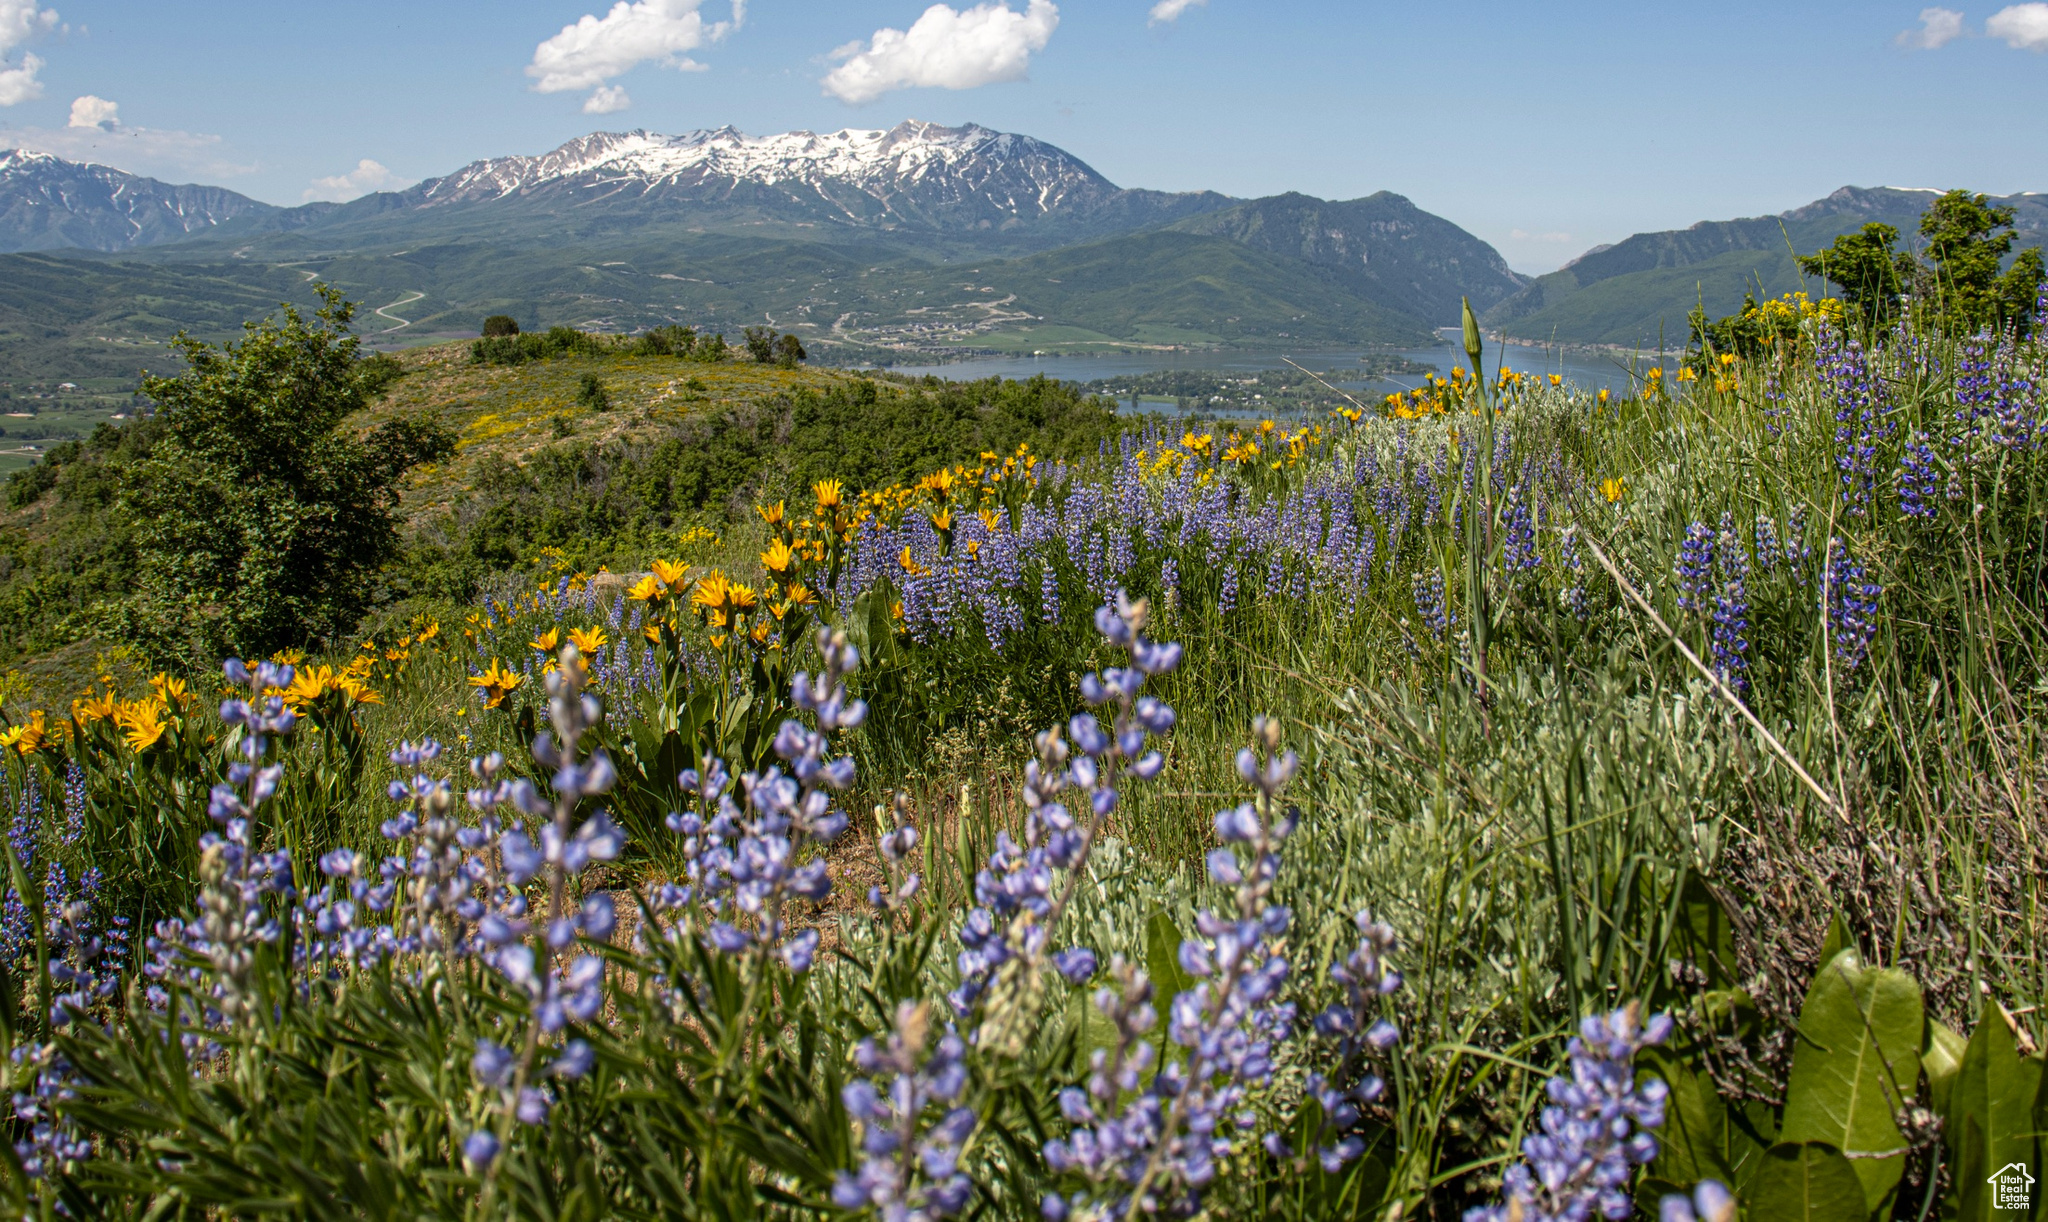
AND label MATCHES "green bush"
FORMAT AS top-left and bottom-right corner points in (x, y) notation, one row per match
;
(120, 286), (456, 661)
(481, 314), (520, 338)
(630, 325), (697, 357)
(468, 326), (609, 367)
